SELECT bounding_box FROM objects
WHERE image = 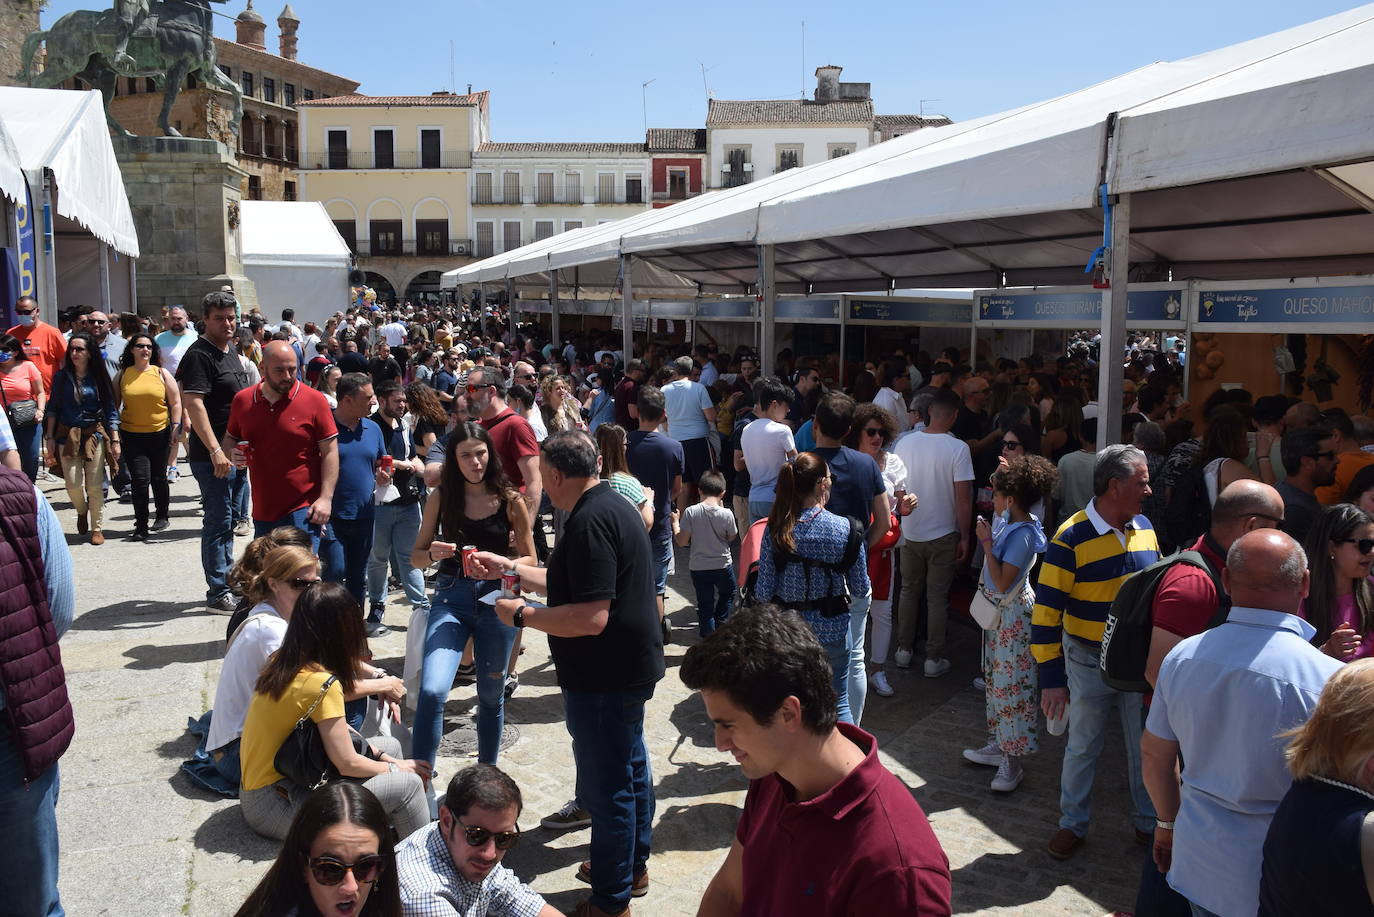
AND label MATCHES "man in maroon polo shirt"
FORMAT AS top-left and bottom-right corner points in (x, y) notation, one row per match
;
(224, 341), (338, 538)
(613, 359), (647, 430)
(681, 604), (951, 917)
(1145, 480), (1286, 686)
